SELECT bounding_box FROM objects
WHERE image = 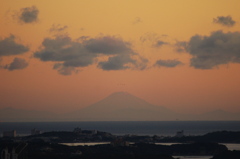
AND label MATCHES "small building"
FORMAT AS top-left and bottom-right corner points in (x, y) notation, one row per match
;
(3, 130), (16, 138)
(175, 130), (184, 138)
(31, 128), (41, 135)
